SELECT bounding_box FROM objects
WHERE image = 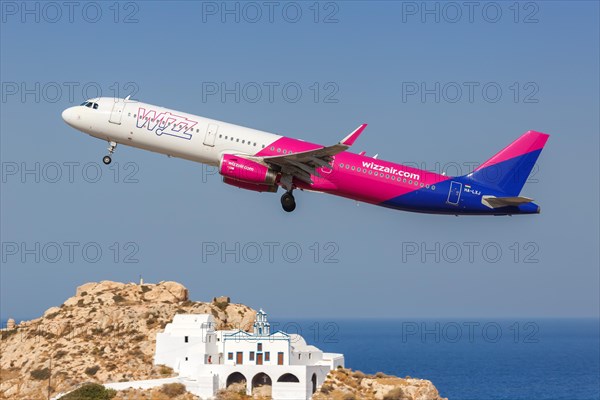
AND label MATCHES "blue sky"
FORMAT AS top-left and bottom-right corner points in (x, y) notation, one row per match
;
(1, 1), (598, 320)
